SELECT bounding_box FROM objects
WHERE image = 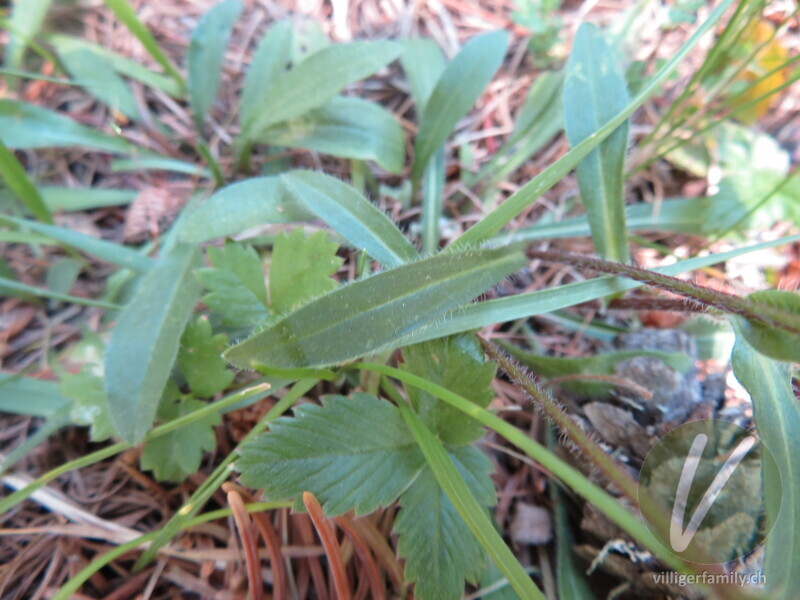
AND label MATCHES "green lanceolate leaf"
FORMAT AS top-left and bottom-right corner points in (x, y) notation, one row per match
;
(187, 0), (243, 131)
(400, 38), (446, 110)
(563, 23), (630, 263)
(402, 334), (496, 445)
(0, 373), (71, 418)
(260, 97), (405, 174)
(0, 139), (53, 223)
(105, 243), (203, 443)
(4, 0), (52, 76)
(62, 370), (115, 442)
(269, 229), (342, 313)
(731, 338), (800, 598)
(500, 342), (692, 396)
(735, 290), (800, 362)
(240, 20), (295, 131)
(0, 100), (132, 153)
(236, 393), (425, 515)
(180, 176), (315, 243)
(140, 391), (221, 482)
(195, 242), (269, 327)
(177, 317), (234, 397)
(281, 170), (418, 268)
(411, 31), (508, 184)
(224, 246), (526, 370)
(395, 445), (495, 600)
(244, 40), (402, 139)
(51, 39), (138, 120)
